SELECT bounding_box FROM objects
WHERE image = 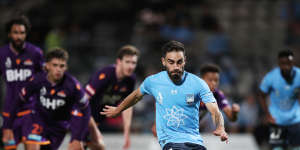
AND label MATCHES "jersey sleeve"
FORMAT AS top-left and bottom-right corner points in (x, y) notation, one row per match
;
(73, 82), (89, 109)
(216, 90), (229, 110)
(139, 77), (151, 95)
(85, 69), (110, 98)
(197, 78), (216, 103)
(259, 73), (272, 94)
